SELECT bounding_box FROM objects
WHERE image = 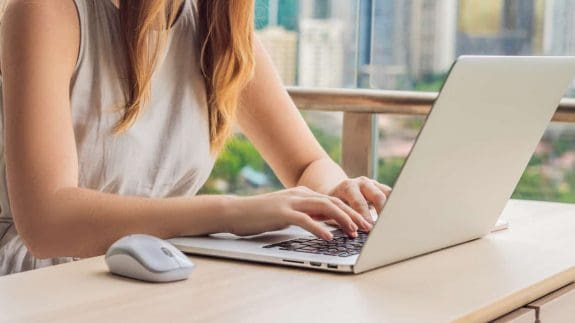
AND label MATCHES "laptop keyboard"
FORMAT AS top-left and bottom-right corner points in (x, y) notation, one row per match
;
(262, 230), (368, 257)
